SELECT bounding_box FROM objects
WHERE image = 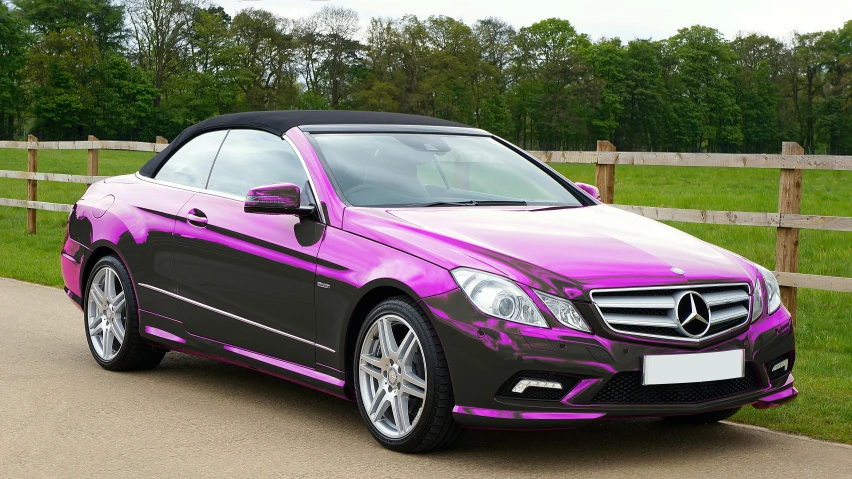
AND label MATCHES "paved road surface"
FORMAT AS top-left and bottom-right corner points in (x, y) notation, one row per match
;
(1, 278), (850, 478)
